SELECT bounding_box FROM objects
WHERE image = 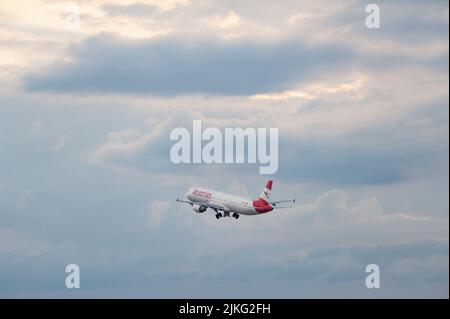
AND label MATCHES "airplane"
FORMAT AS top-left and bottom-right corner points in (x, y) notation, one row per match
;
(176, 180), (295, 219)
